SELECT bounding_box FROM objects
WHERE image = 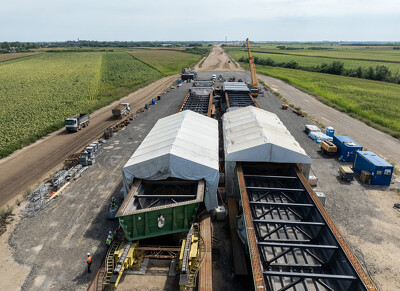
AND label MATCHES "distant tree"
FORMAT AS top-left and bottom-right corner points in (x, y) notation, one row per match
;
(329, 61), (344, 75)
(374, 65), (391, 81)
(283, 60), (299, 69)
(1, 42), (10, 49)
(355, 66), (363, 78)
(365, 66), (375, 80)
